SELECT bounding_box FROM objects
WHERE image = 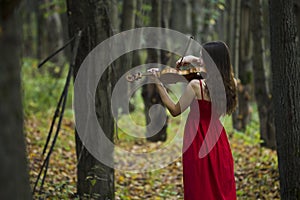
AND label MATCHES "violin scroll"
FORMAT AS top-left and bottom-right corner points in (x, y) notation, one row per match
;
(126, 72), (143, 82)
